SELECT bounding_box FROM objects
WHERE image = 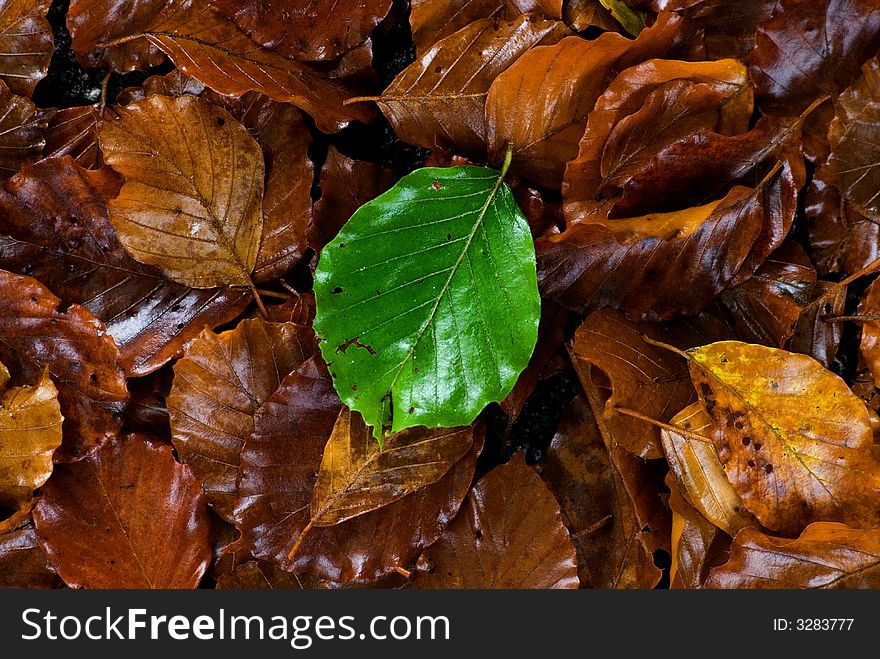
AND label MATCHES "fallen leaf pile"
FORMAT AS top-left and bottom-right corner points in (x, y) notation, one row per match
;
(3, 0), (880, 590)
